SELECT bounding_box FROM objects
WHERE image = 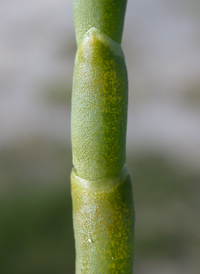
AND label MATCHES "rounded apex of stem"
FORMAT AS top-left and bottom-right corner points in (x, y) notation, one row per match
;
(78, 27), (124, 60)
